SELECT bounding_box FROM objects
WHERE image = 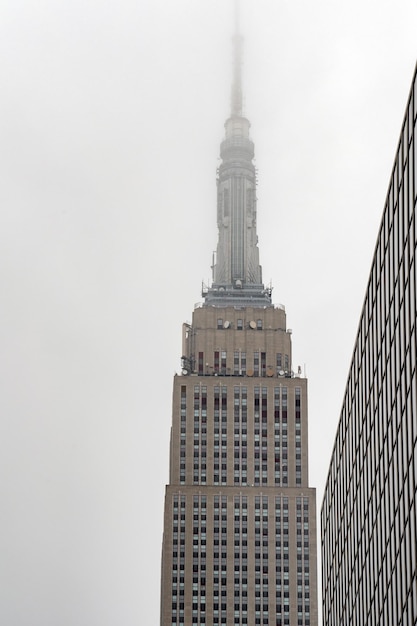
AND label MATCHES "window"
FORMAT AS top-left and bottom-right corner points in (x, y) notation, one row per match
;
(221, 351), (227, 373)
(198, 352), (204, 375)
